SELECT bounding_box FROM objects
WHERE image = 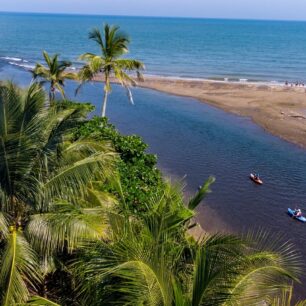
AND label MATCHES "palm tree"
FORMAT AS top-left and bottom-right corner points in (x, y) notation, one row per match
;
(78, 24), (144, 117)
(33, 51), (77, 101)
(0, 82), (116, 305)
(73, 180), (301, 305)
